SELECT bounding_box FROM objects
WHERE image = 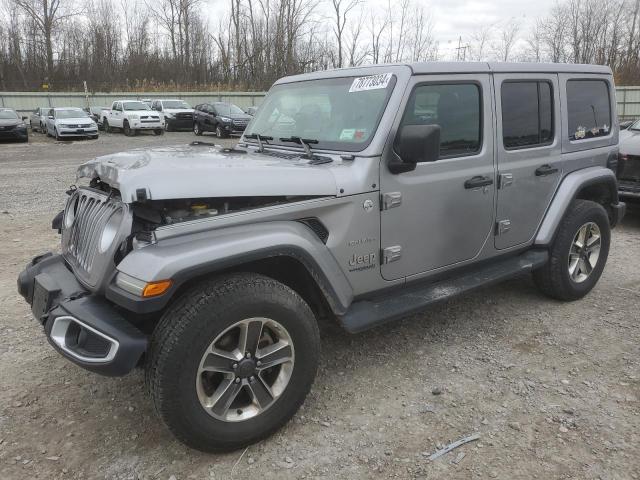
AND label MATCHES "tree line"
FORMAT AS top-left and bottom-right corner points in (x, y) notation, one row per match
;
(1, 0), (640, 92)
